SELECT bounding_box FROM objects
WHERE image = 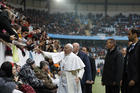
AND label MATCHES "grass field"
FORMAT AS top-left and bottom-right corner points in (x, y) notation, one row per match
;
(92, 76), (105, 93)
